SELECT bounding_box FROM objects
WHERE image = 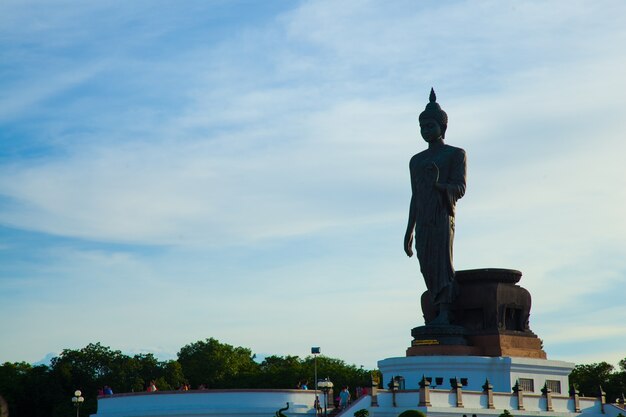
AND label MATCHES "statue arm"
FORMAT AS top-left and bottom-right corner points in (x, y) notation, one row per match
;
(404, 160), (418, 257)
(404, 194), (416, 257)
